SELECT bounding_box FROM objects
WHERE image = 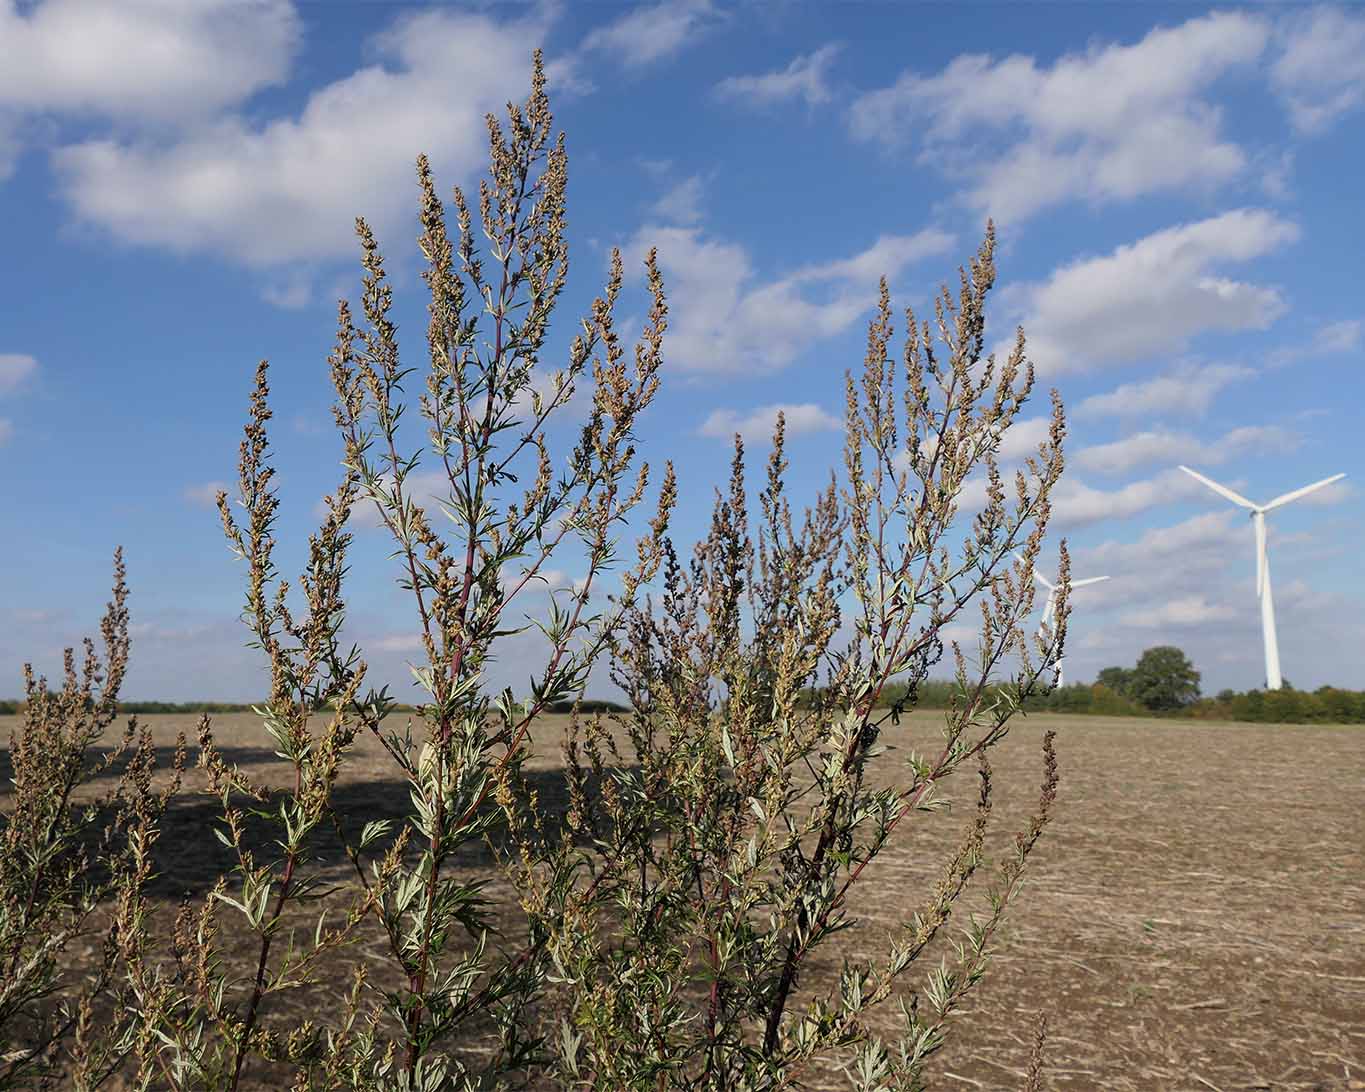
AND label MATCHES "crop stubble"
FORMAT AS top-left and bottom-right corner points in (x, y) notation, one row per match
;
(2, 712), (1360, 1090)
